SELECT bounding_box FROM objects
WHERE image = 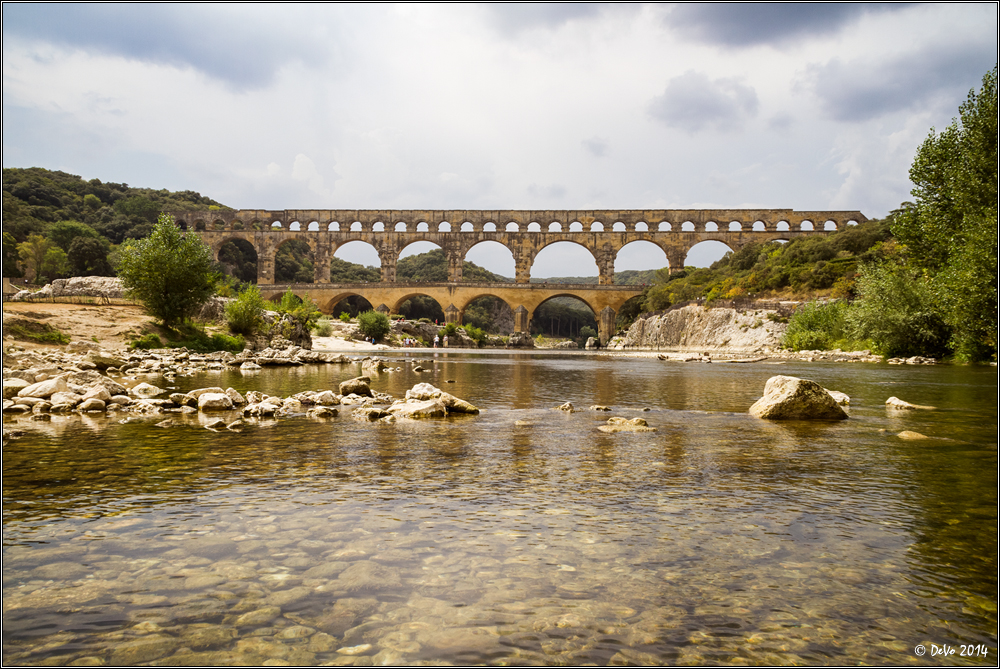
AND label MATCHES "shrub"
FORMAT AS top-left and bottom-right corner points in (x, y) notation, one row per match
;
(464, 325), (487, 346)
(339, 312), (351, 322)
(313, 319), (333, 337)
(357, 310), (391, 341)
(225, 284), (266, 336)
(440, 322), (458, 337)
(782, 301), (849, 351)
(130, 333), (164, 350)
(579, 326), (597, 340)
(272, 289), (321, 331)
(114, 214), (216, 326)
